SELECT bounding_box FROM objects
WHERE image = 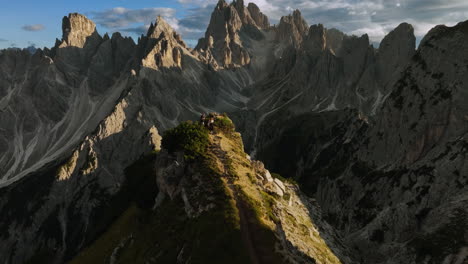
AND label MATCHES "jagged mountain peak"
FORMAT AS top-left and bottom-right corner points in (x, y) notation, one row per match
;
(216, 0), (228, 8)
(376, 22), (415, 85)
(247, 2), (270, 29)
(147, 16), (176, 39)
(141, 16), (189, 70)
(61, 13), (97, 48)
(380, 22), (415, 49)
(231, 0), (270, 29)
(304, 23), (327, 53)
(278, 9), (308, 30)
(276, 9), (309, 47)
(195, 0), (270, 68)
